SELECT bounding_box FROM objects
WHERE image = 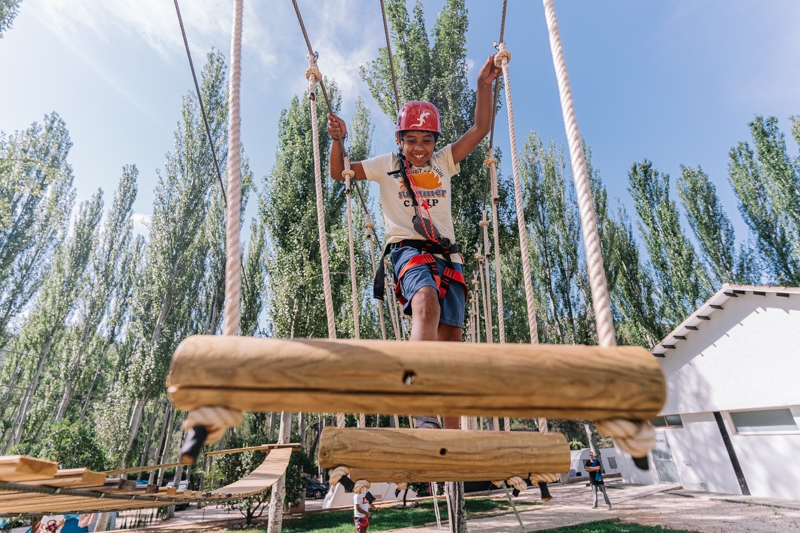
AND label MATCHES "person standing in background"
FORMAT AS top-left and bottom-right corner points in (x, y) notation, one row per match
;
(584, 452), (612, 510)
